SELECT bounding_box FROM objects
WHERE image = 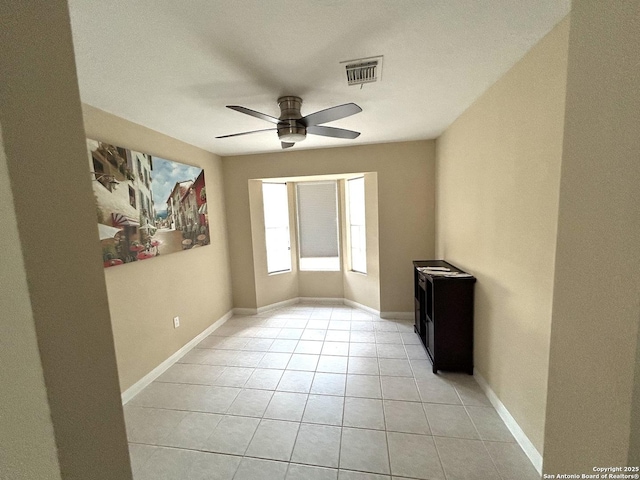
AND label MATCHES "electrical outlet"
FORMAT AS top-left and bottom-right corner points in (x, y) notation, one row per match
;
(173, 316), (180, 328)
